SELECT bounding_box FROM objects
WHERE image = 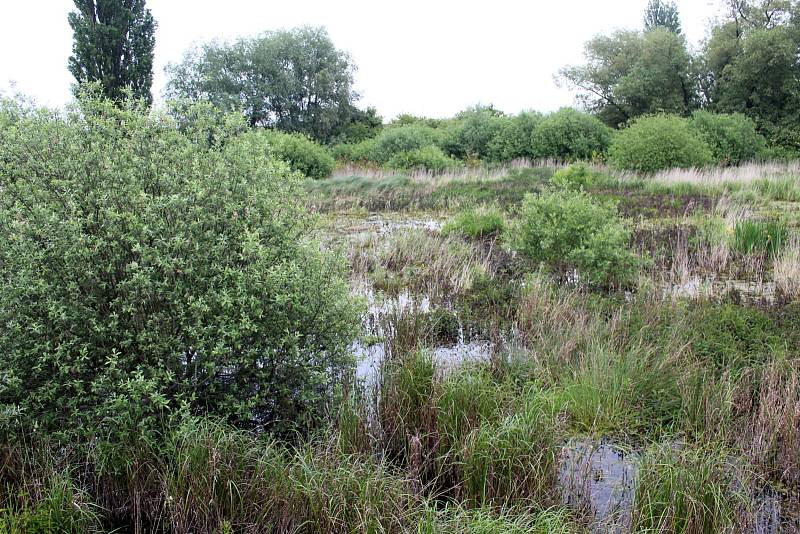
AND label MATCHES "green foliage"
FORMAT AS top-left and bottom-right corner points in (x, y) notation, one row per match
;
(442, 205), (506, 238)
(689, 111), (766, 165)
(165, 26), (359, 142)
(609, 114), (714, 172)
(712, 26), (800, 150)
(508, 190), (639, 287)
(487, 111), (542, 161)
(442, 105), (506, 160)
(68, 0), (156, 103)
(686, 302), (785, 373)
(0, 94), (360, 440)
(732, 219), (788, 257)
(370, 125), (444, 164)
(561, 29), (697, 127)
(386, 145), (462, 172)
(549, 163), (615, 190)
(261, 130), (335, 179)
(644, 0), (682, 34)
(531, 108), (612, 161)
(632, 445), (744, 534)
